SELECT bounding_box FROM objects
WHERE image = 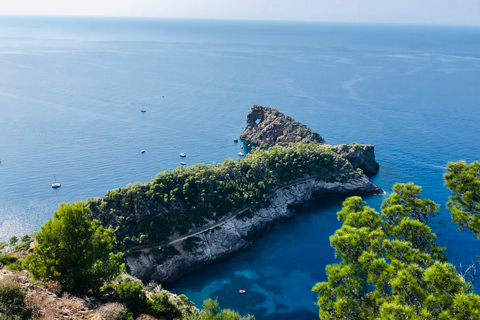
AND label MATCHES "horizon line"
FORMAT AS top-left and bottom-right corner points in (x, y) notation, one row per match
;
(1, 14), (480, 28)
